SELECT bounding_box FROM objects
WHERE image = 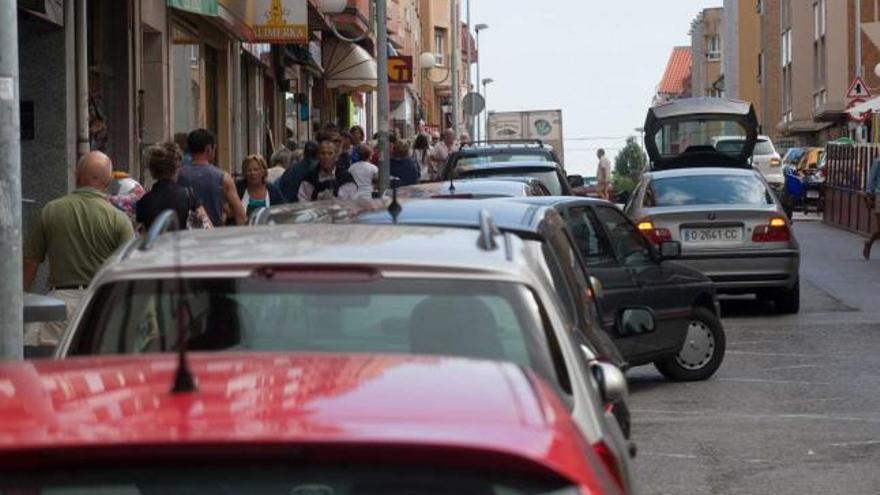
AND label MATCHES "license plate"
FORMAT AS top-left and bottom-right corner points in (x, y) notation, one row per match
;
(681, 227), (743, 243)
(806, 190), (820, 198)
